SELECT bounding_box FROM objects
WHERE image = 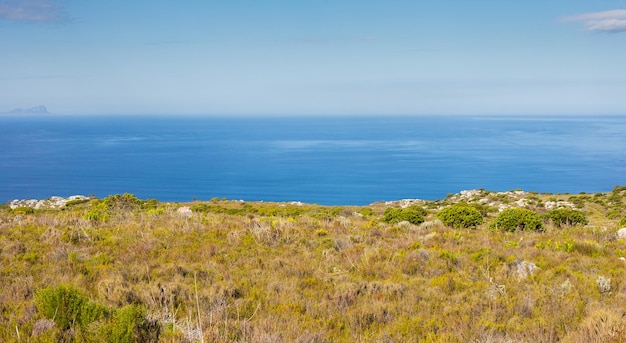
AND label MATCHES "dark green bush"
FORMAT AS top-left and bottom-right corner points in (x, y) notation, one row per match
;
(436, 204), (483, 229)
(489, 208), (543, 232)
(382, 206), (426, 225)
(542, 208), (588, 227)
